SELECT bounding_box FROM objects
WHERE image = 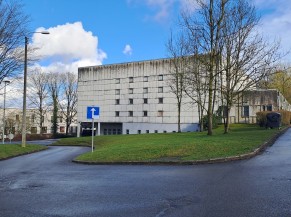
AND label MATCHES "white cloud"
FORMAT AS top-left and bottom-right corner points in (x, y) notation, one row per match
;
(31, 22), (107, 73)
(255, 1), (291, 62)
(123, 44), (133, 56)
